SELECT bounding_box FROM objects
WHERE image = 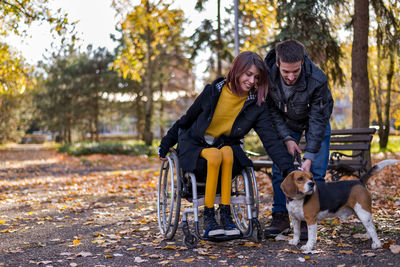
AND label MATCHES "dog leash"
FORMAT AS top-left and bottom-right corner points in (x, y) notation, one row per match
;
(295, 151), (303, 170)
